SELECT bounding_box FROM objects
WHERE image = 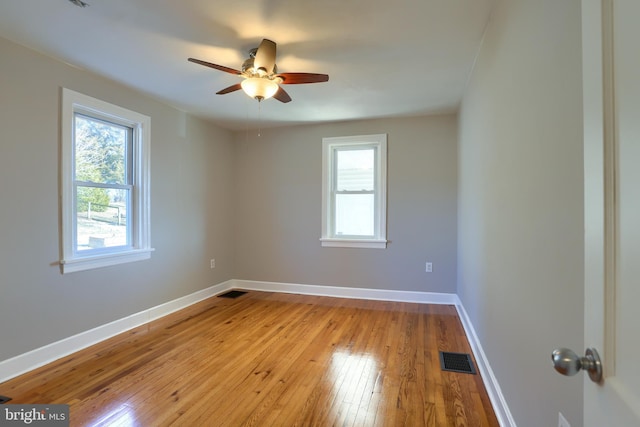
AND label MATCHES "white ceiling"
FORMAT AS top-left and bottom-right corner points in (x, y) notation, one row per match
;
(0, 0), (493, 130)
